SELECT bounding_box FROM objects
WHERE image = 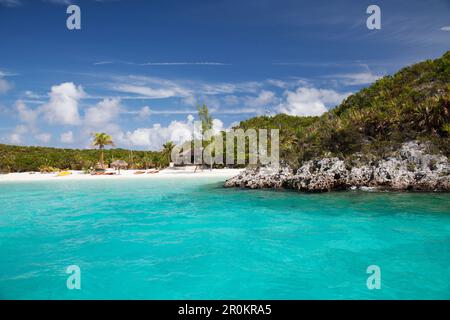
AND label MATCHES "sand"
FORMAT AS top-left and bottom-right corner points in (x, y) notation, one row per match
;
(0, 167), (244, 183)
